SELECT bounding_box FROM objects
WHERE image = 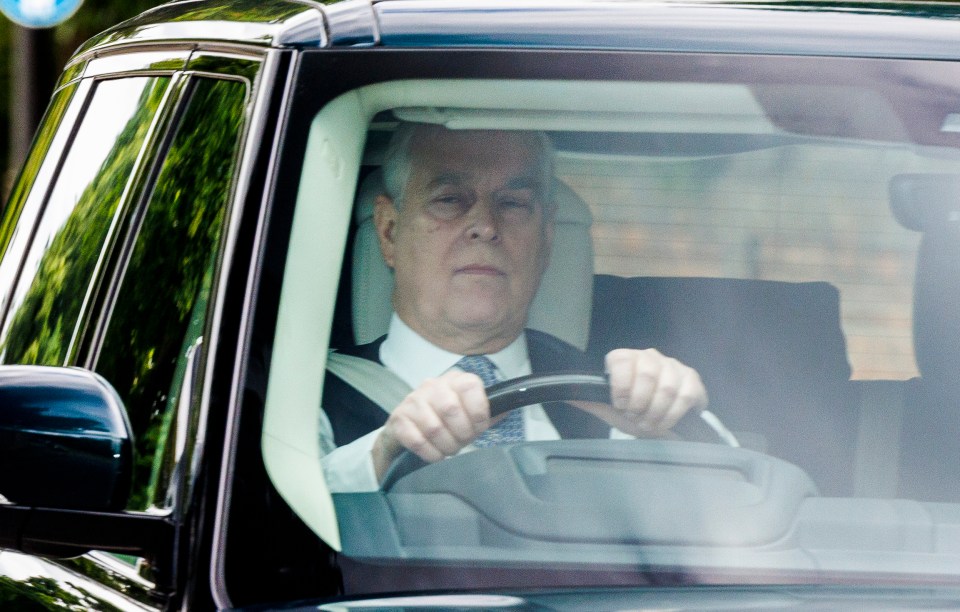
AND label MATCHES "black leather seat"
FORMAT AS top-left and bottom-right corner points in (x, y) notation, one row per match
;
(587, 274), (857, 496)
